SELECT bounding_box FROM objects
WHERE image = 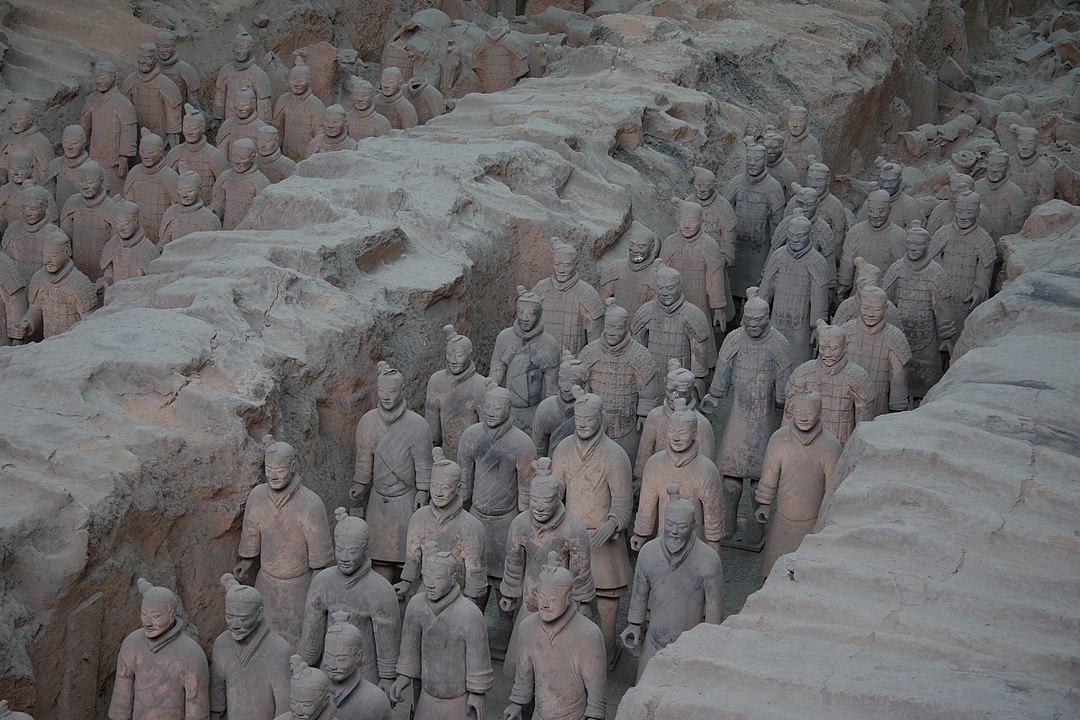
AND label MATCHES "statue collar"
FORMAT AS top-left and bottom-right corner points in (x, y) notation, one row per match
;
(268, 472), (302, 510)
(236, 113), (261, 127)
(745, 168), (769, 185)
(178, 199), (206, 214)
(788, 127), (808, 142)
(766, 154), (786, 169)
(232, 620), (270, 667)
(679, 229), (703, 245)
(47, 260), (75, 285)
(659, 295), (685, 315)
(787, 242), (813, 260)
(791, 419), (823, 446)
(698, 191), (717, 208)
(83, 189), (108, 209)
(951, 220), (978, 236)
(427, 584), (461, 616)
(1016, 152), (1039, 168)
(906, 253), (933, 272)
(160, 52), (180, 68)
(630, 255), (654, 272)
(600, 332), (630, 355)
(540, 602), (577, 643)
(666, 441), (699, 467)
(232, 57), (256, 72)
(819, 356), (849, 376)
(514, 319), (545, 342)
(143, 156), (168, 176)
(860, 316), (886, 335)
(551, 273), (579, 292)
(63, 152), (89, 170)
(430, 496), (464, 526)
(662, 534), (696, 570)
(137, 66), (163, 83)
(260, 148), (283, 163)
(574, 428), (604, 463)
(484, 415), (513, 444)
(120, 227), (149, 248)
(352, 104), (376, 119)
(340, 557), (373, 590)
(532, 503), (566, 533)
(557, 394), (575, 417)
(145, 618), (184, 654)
(331, 668), (364, 707)
(447, 362), (477, 386)
(378, 400), (407, 426)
